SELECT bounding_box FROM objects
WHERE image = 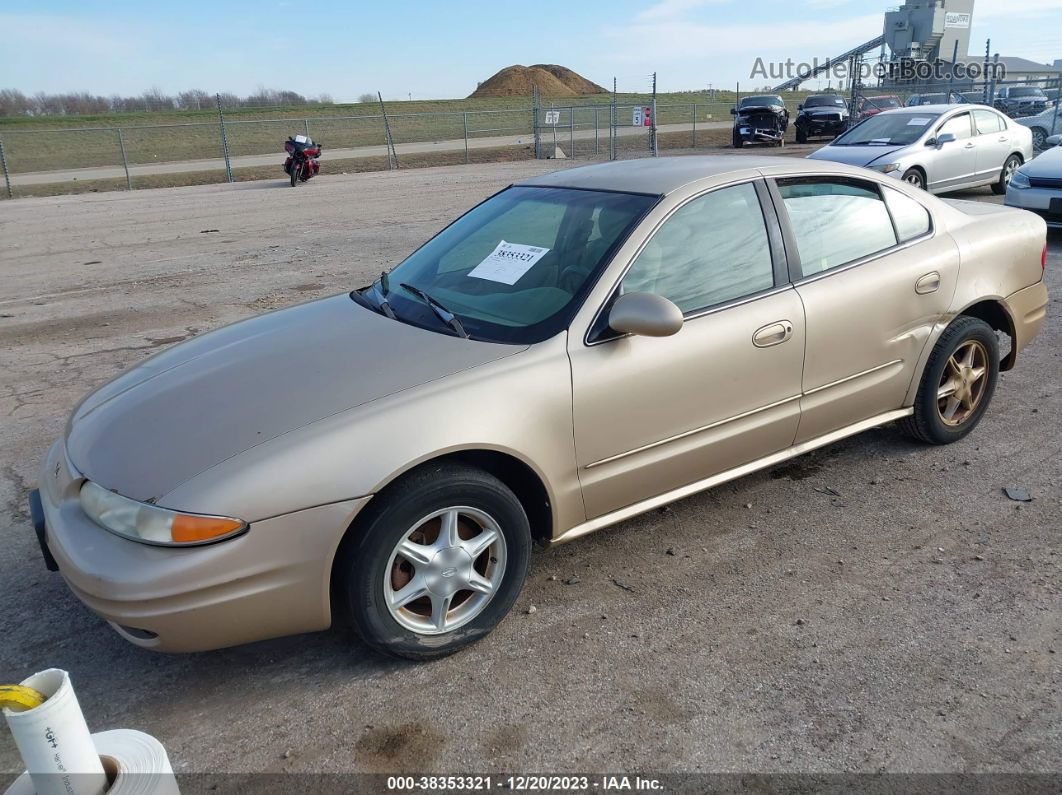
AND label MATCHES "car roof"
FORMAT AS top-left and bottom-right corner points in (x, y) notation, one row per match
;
(518, 155), (859, 196)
